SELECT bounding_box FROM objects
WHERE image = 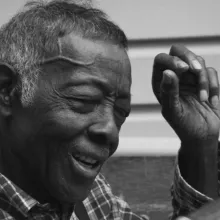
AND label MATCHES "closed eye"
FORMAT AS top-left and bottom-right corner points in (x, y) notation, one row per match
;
(67, 97), (100, 113)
